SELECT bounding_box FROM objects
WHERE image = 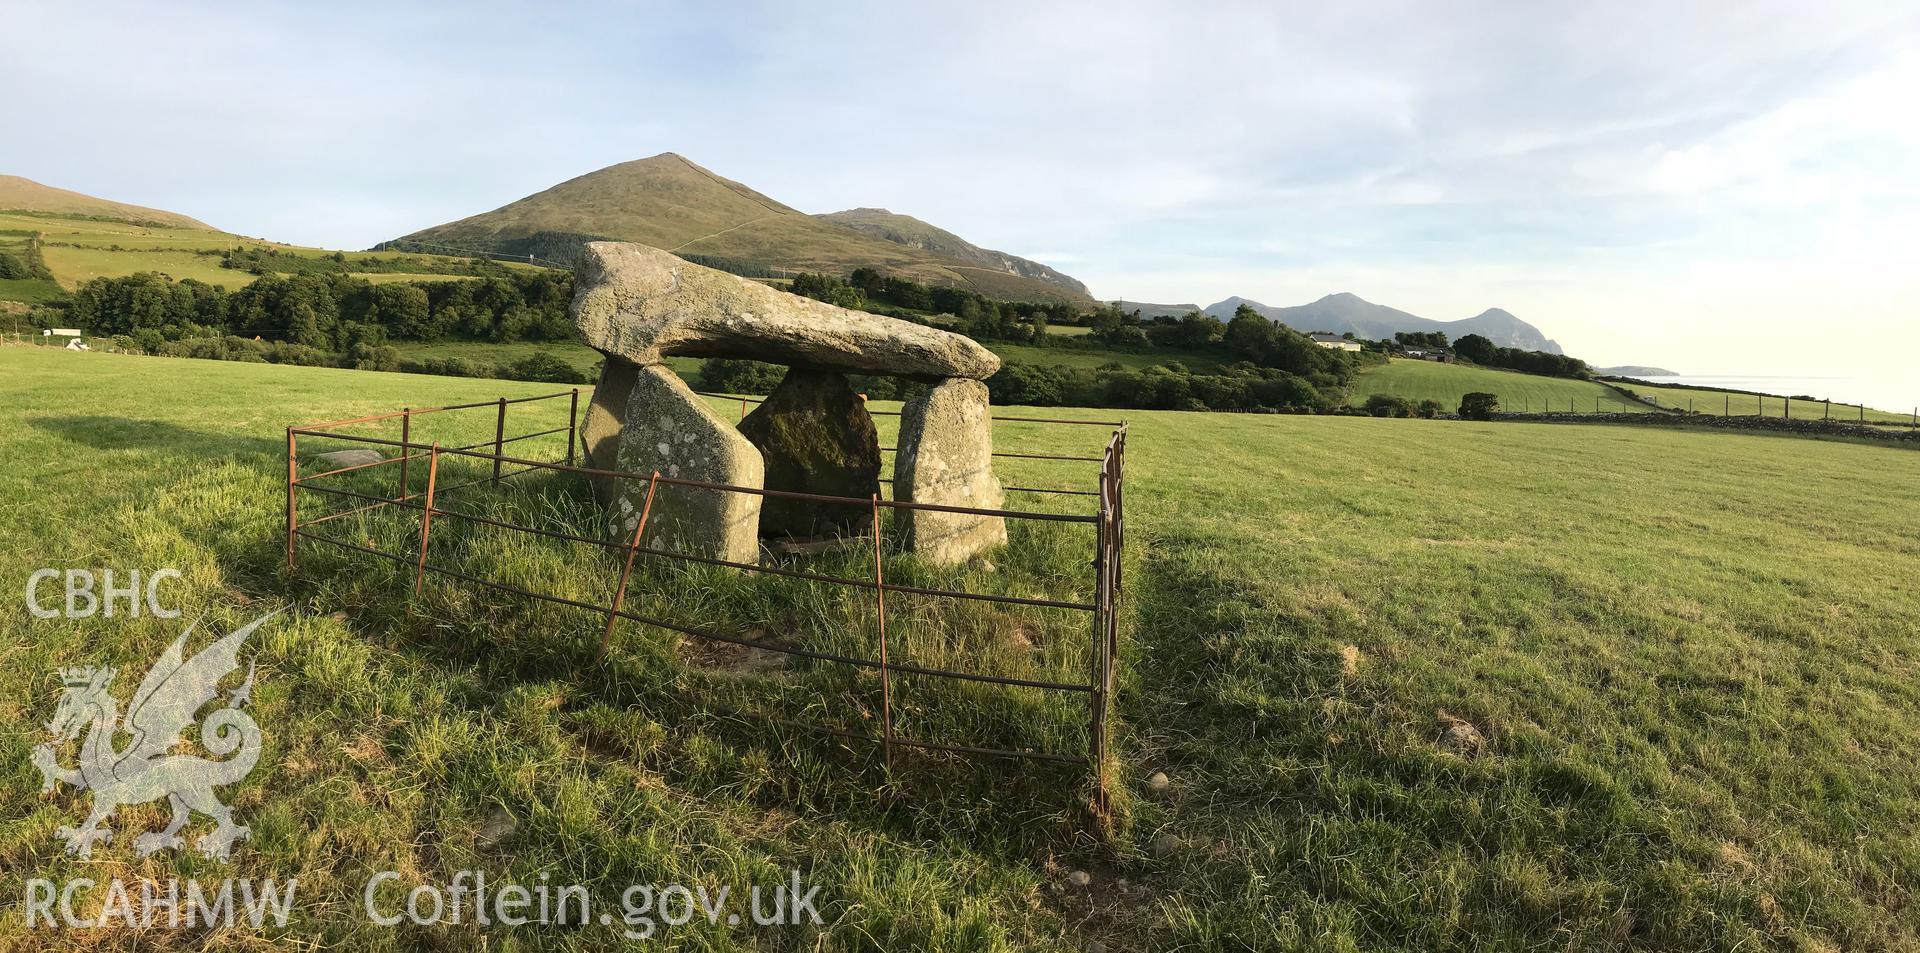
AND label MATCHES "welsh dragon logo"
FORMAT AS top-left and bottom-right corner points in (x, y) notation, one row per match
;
(32, 612), (272, 860)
